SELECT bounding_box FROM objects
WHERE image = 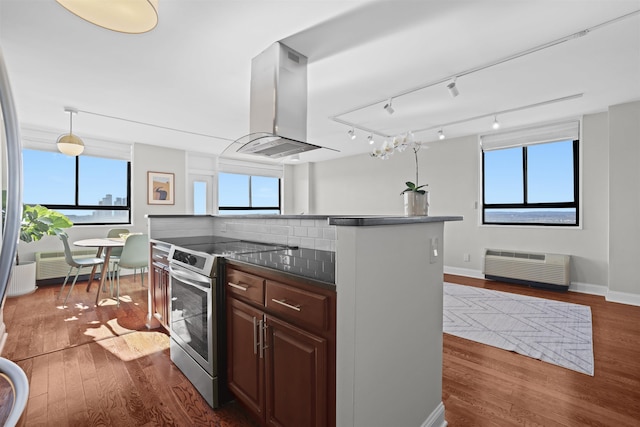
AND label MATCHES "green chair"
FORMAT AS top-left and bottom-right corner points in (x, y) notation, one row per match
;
(104, 228), (129, 289)
(111, 233), (149, 306)
(58, 234), (105, 306)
